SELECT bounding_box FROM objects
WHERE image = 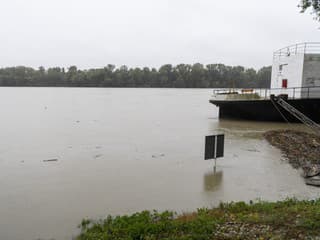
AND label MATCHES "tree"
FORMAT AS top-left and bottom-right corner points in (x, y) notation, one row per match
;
(257, 66), (272, 88)
(158, 64), (173, 87)
(175, 64), (191, 88)
(191, 63), (206, 88)
(66, 66), (78, 85)
(299, 0), (320, 20)
(47, 67), (64, 86)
